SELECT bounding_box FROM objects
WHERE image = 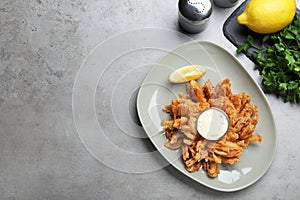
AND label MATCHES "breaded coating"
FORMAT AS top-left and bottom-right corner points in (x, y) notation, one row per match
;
(162, 78), (262, 178)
